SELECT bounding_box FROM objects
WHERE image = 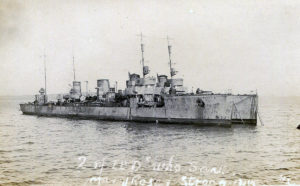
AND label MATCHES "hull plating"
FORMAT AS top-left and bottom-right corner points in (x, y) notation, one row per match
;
(20, 94), (258, 126)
